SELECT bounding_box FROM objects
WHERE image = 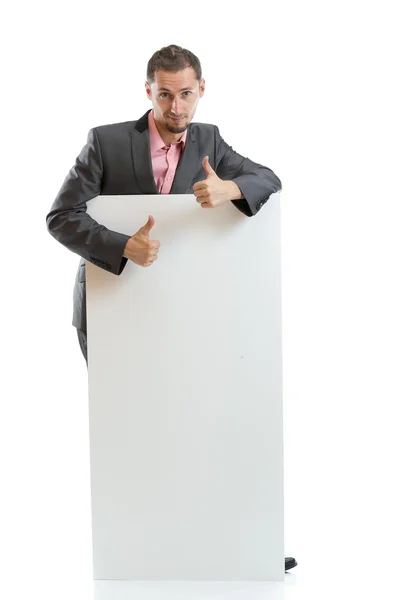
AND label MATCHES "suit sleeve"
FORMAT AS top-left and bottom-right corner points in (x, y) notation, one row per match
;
(46, 128), (130, 275)
(214, 126), (282, 217)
